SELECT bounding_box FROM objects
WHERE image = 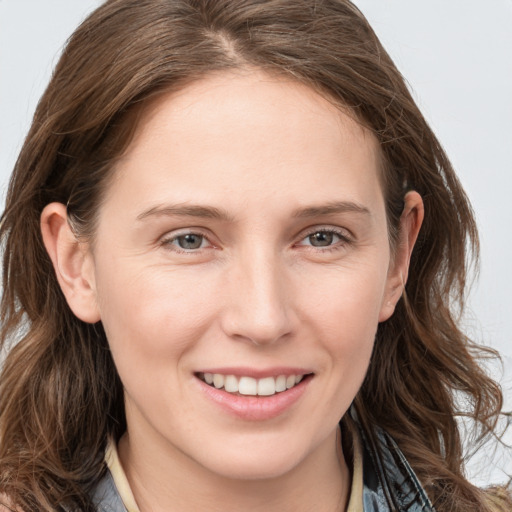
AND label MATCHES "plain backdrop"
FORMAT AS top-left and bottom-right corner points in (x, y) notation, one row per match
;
(1, 0), (511, 485)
